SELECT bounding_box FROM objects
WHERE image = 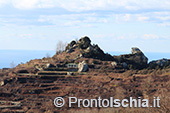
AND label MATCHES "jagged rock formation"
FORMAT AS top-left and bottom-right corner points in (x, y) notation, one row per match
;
(77, 36), (91, 49)
(113, 47), (148, 69)
(1, 36), (170, 112)
(65, 37), (150, 69)
(58, 36), (170, 70)
(148, 58), (170, 69)
(65, 36), (114, 61)
(131, 47), (141, 54)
